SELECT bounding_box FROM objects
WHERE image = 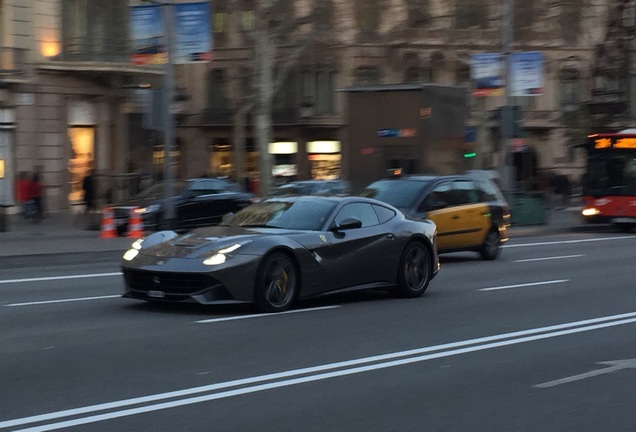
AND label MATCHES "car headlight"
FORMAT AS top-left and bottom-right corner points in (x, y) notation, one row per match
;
(203, 243), (243, 266)
(139, 204), (160, 214)
(123, 248), (139, 261)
